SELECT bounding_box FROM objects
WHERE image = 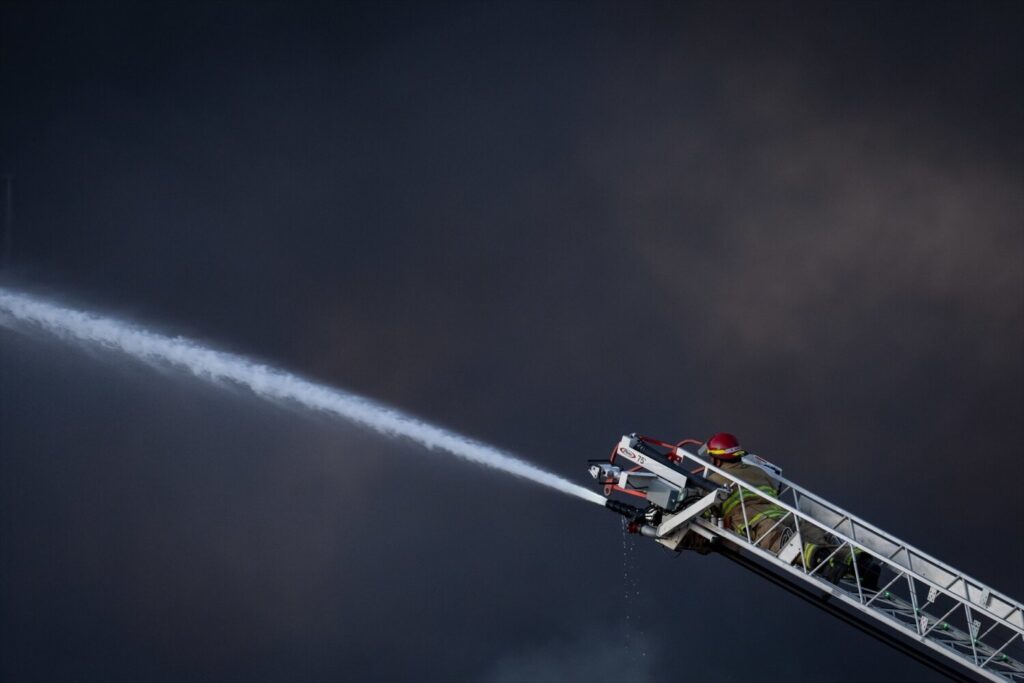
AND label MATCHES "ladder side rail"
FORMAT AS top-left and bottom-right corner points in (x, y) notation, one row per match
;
(681, 448), (957, 587)
(679, 443), (1024, 623)
(671, 446), (1024, 638)
(791, 492), (980, 609)
(857, 579), (1024, 679)
(883, 572), (1024, 675)
(678, 444), (932, 565)
(713, 539), (985, 683)
(789, 485), (1023, 630)
(675, 444), (1024, 628)
(835, 573), (1024, 677)
(695, 517), (1024, 681)
(679, 445), (978, 580)
(724, 489), (1024, 676)
(692, 518), (1009, 683)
